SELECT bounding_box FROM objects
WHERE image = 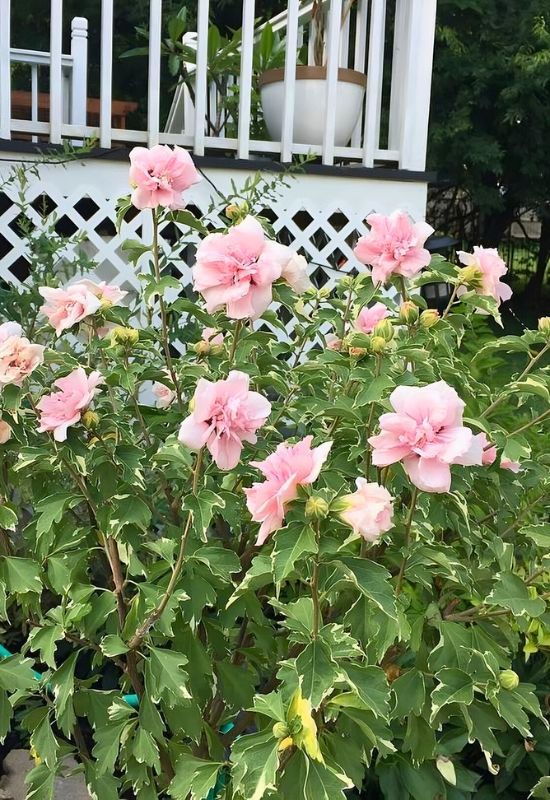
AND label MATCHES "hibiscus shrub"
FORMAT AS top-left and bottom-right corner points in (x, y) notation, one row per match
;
(0, 145), (549, 800)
